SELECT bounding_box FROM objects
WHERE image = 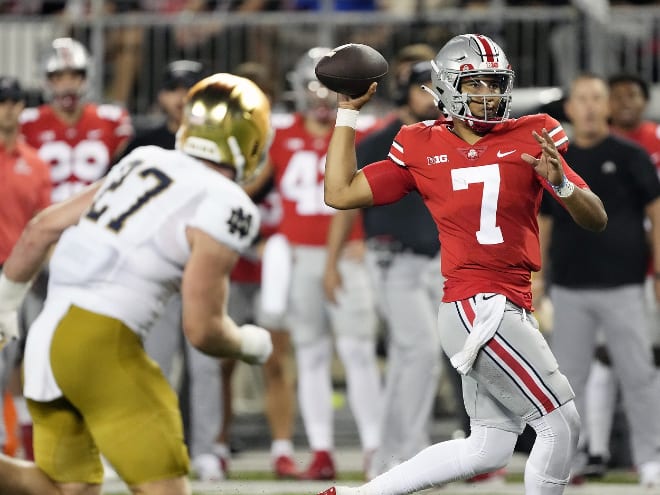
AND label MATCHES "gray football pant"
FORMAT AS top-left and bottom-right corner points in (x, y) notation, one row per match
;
(143, 294), (221, 459)
(364, 251), (442, 474)
(550, 284), (660, 466)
